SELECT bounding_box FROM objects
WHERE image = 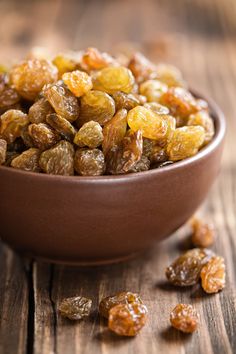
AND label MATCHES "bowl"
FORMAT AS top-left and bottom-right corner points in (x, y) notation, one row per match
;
(0, 91), (225, 265)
